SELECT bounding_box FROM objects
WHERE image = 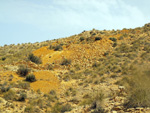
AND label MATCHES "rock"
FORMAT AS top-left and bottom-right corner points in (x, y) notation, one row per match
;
(113, 106), (122, 111)
(127, 108), (135, 112)
(114, 102), (120, 106)
(147, 107), (150, 110)
(118, 86), (125, 91)
(0, 97), (7, 104)
(112, 111), (117, 113)
(136, 107), (144, 111)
